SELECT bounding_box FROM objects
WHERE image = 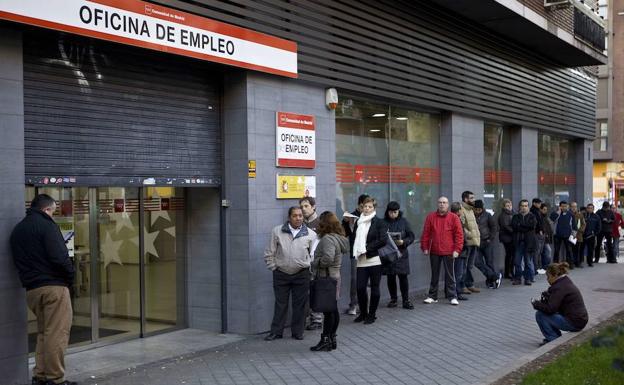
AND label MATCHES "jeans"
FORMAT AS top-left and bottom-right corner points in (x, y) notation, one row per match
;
(428, 254), (457, 300)
(535, 311), (579, 342)
(553, 236), (573, 264)
(463, 246), (478, 288)
(540, 243), (552, 269)
(356, 265), (382, 317)
(474, 243), (498, 283)
(502, 241), (515, 278)
(595, 233), (614, 263)
(454, 257), (466, 297)
(513, 241), (534, 283)
(615, 237), (621, 259)
(534, 235), (545, 271)
(584, 236), (596, 265)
